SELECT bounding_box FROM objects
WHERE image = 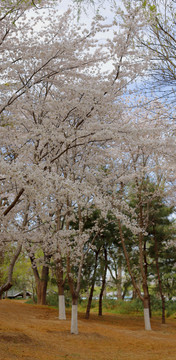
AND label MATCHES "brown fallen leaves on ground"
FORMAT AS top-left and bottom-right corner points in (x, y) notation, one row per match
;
(0, 299), (176, 360)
